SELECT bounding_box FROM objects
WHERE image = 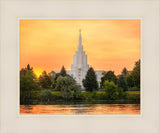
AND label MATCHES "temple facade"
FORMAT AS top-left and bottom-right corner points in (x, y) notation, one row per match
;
(53, 30), (104, 88)
(70, 30), (90, 86)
